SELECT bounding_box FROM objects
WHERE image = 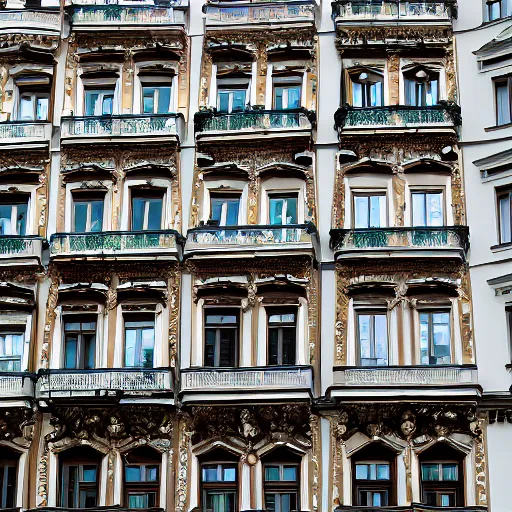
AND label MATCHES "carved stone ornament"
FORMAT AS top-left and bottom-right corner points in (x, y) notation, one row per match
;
(0, 407), (37, 449)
